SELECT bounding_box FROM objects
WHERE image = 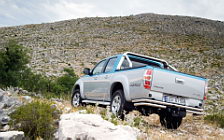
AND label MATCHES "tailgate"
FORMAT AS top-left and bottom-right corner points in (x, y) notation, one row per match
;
(151, 68), (206, 100)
